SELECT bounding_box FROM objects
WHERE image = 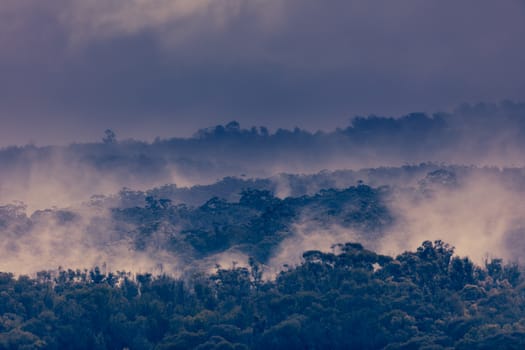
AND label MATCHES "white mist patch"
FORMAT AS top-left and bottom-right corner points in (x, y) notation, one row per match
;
(0, 148), (203, 213)
(272, 174), (292, 199)
(0, 204), (182, 276)
(266, 221), (361, 277)
(167, 167), (201, 188)
(0, 150), (122, 212)
(379, 173), (525, 264)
